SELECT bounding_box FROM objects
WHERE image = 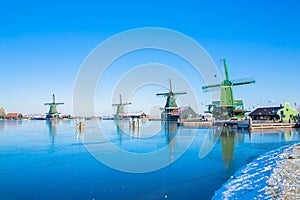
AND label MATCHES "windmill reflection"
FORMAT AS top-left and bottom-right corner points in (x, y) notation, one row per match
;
(115, 119), (140, 142)
(46, 120), (57, 150)
(115, 120), (126, 145)
(164, 121), (178, 163)
(220, 127), (235, 169)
